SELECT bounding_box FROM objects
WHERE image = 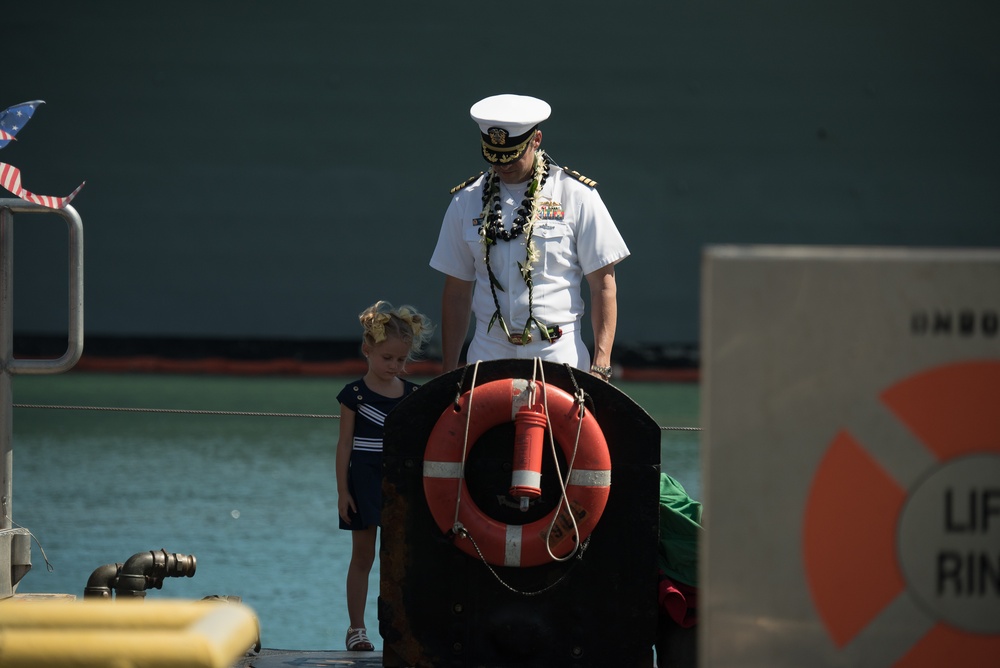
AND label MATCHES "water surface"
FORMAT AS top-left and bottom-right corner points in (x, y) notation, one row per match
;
(10, 372), (699, 650)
